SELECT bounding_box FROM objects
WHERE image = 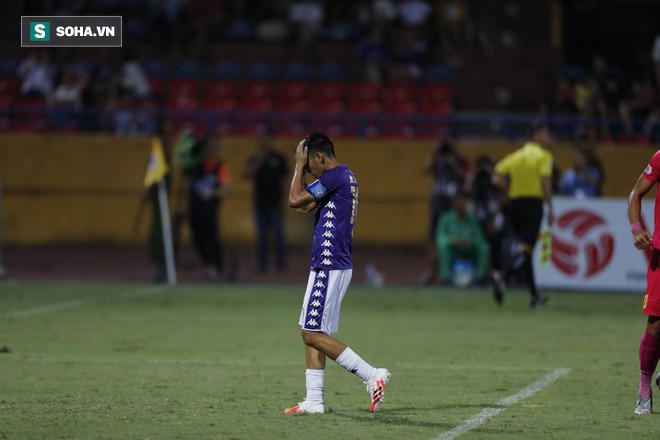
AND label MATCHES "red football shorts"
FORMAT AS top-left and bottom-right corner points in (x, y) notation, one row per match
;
(645, 252), (660, 316)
